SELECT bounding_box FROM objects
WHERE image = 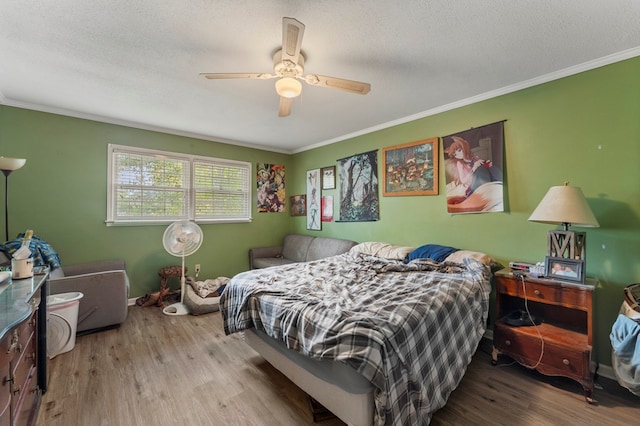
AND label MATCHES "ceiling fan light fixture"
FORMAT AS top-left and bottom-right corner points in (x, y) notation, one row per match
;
(275, 77), (302, 98)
